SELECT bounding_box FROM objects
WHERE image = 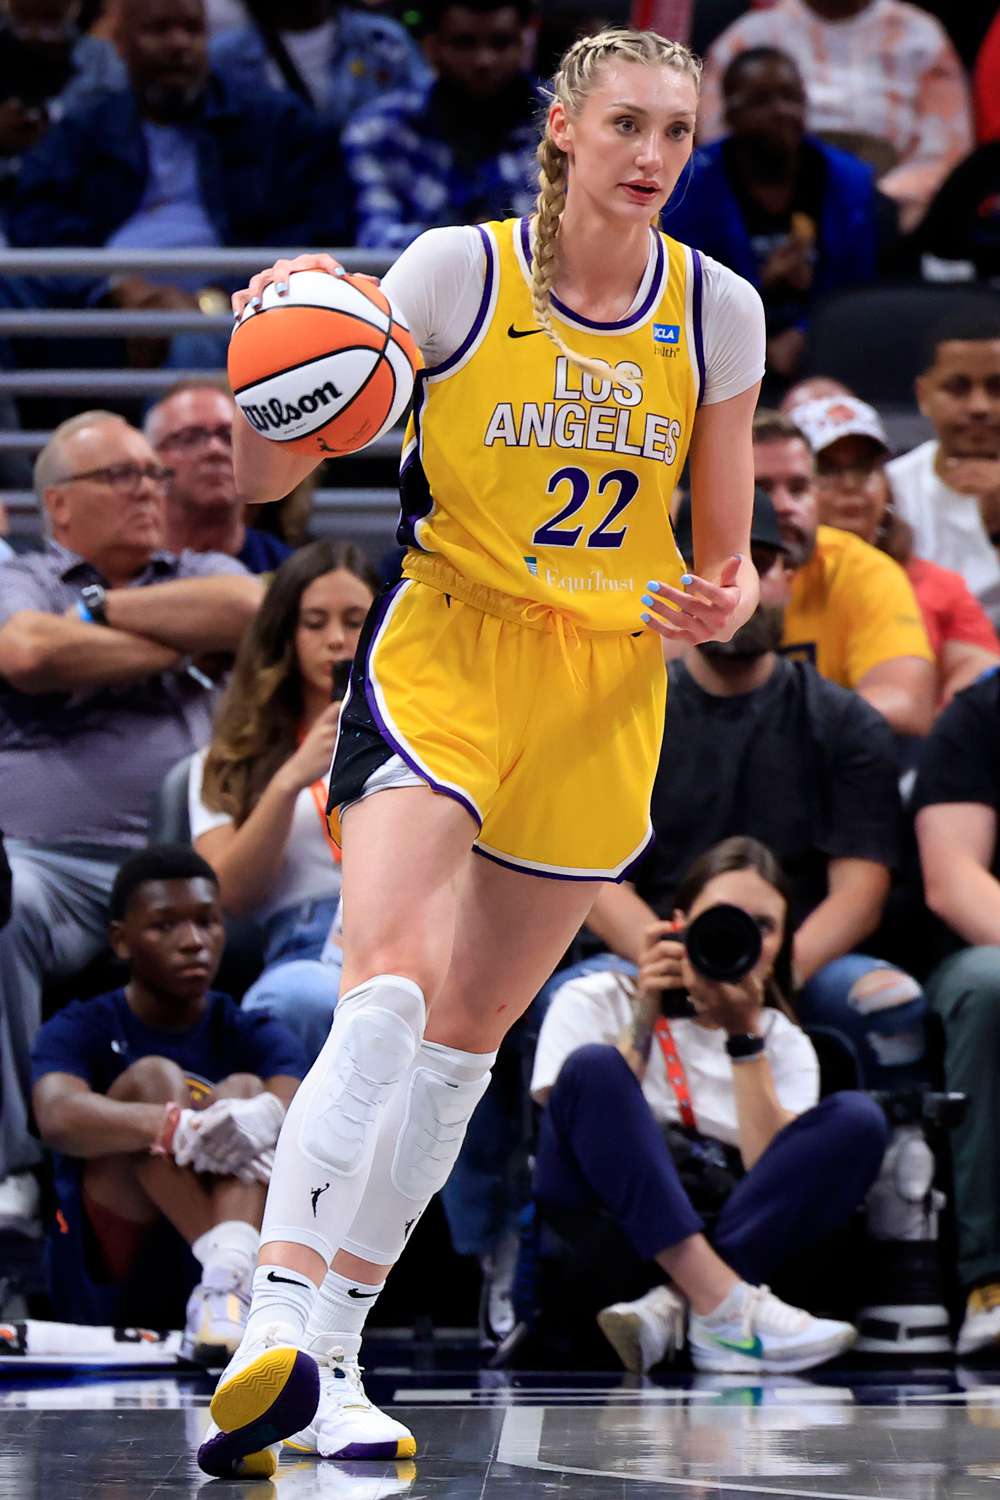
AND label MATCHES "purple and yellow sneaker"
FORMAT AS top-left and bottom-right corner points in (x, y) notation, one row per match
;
(284, 1337), (417, 1460)
(197, 1321), (320, 1478)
